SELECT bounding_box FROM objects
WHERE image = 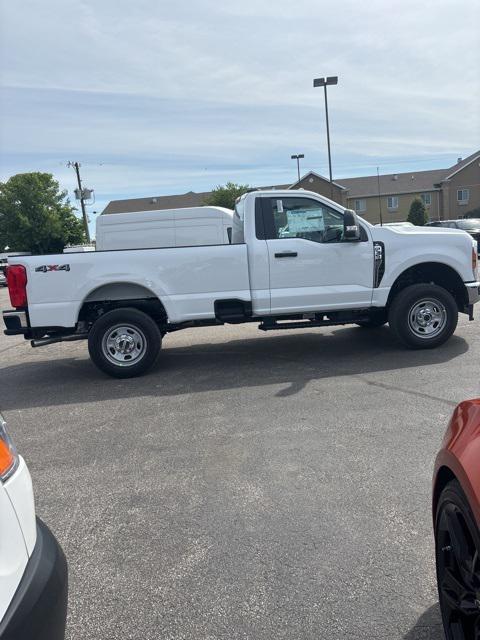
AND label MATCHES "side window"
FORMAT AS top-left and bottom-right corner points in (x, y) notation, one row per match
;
(271, 197), (344, 244)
